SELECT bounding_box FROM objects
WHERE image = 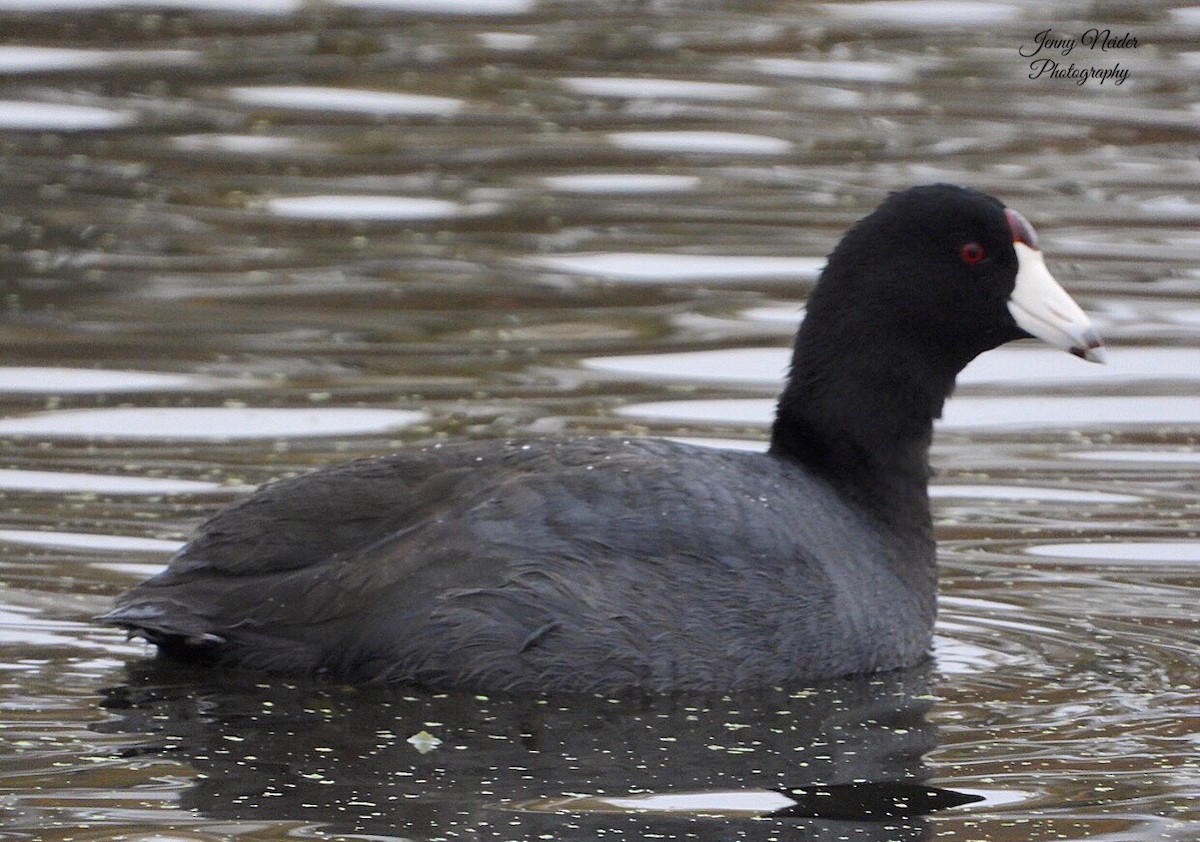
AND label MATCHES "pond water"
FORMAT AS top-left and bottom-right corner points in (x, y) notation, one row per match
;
(0, 1), (1198, 840)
